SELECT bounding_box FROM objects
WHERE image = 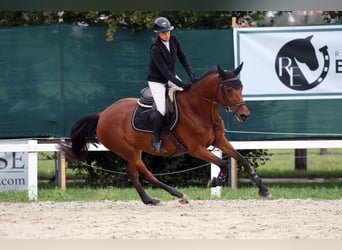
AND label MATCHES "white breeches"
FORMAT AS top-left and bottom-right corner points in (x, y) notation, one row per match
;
(148, 80), (178, 116)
